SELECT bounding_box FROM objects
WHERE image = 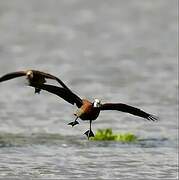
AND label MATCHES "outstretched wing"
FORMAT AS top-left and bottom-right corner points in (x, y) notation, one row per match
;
(100, 103), (158, 121)
(30, 83), (83, 108)
(0, 71), (26, 82)
(32, 70), (72, 91)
